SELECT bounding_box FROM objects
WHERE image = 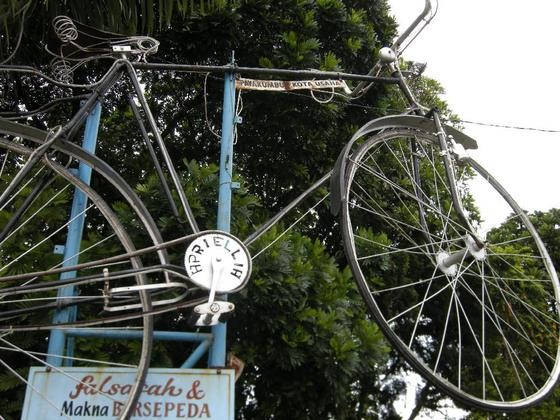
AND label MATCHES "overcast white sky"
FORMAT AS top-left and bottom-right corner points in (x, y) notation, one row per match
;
(390, 0), (560, 227)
